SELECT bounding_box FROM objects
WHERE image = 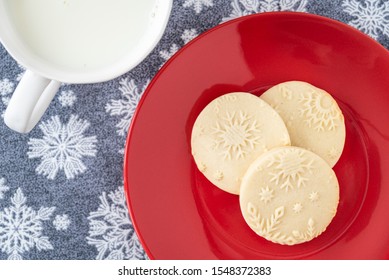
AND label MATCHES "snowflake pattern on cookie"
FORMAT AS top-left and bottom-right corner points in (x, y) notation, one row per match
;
(247, 203), (285, 235)
(299, 90), (342, 132)
(292, 202), (303, 213)
(309, 191), (319, 202)
(292, 218), (320, 241)
(212, 111), (261, 160)
(240, 147), (339, 245)
(259, 186), (274, 204)
(268, 148), (314, 192)
(192, 92), (290, 194)
(246, 203), (297, 244)
(261, 81), (345, 167)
